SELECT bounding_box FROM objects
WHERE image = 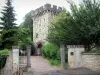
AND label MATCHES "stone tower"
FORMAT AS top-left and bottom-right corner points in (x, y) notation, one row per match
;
(33, 4), (62, 45)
